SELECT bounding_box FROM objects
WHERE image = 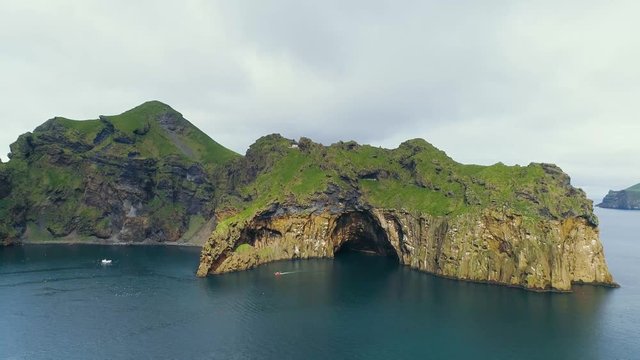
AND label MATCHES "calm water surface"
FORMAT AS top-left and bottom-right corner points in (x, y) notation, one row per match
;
(1, 208), (638, 359)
